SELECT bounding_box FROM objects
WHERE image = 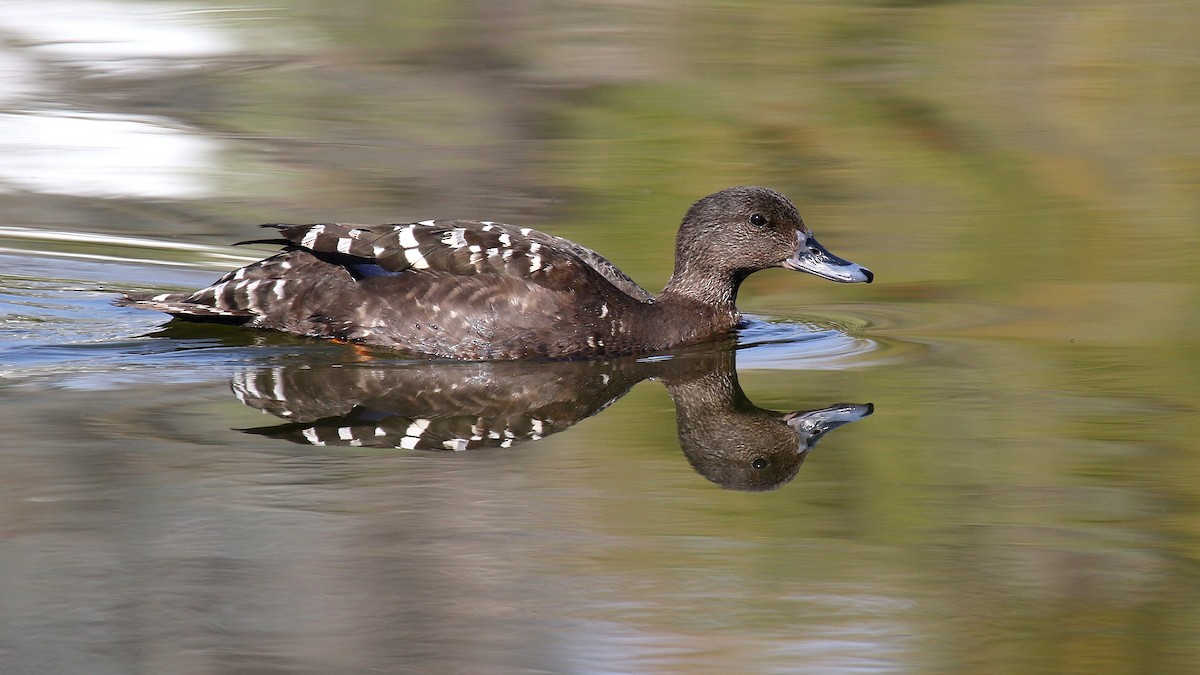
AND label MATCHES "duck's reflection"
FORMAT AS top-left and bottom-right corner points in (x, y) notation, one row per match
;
(233, 350), (871, 491)
(663, 362), (872, 491)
